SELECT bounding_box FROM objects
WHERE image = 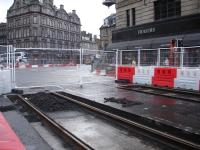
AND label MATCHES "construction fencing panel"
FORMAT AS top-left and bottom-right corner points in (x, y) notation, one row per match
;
(15, 48), (82, 88)
(0, 45), (15, 94)
(120, 50), (138, 66)
(156, 48), (180, 67)
(119, 47), (200, 68)
(140, 49), (157, 66)
(81, 49), (117, 84)
(181, 46), (200, 67)
(15, 48), (117, 88)
(120, 49), (157, 67)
